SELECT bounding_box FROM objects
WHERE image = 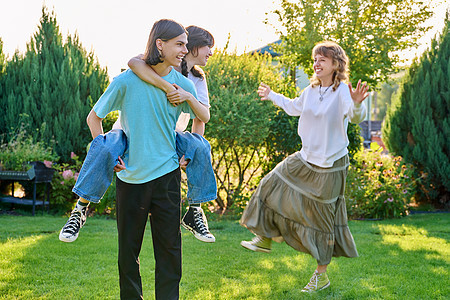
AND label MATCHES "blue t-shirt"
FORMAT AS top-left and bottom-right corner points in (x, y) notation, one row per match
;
(93, 68), (197, 184)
